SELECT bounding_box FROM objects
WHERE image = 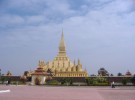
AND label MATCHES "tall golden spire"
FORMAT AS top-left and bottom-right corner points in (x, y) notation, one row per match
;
(58, 30), (66, 56)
